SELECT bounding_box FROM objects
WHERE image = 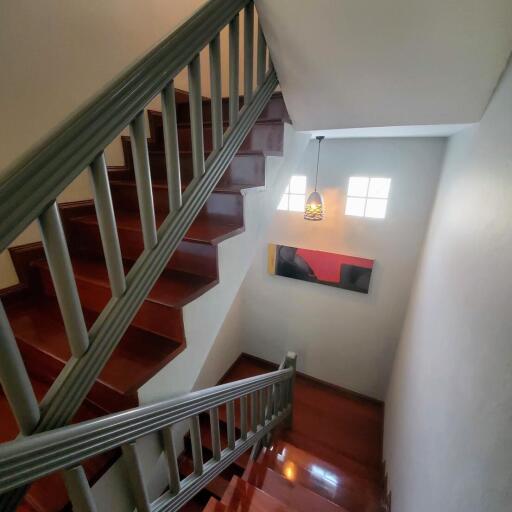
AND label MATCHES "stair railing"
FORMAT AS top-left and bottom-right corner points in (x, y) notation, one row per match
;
(0, 353), (297, 512)
(0, 0), (277, 507)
